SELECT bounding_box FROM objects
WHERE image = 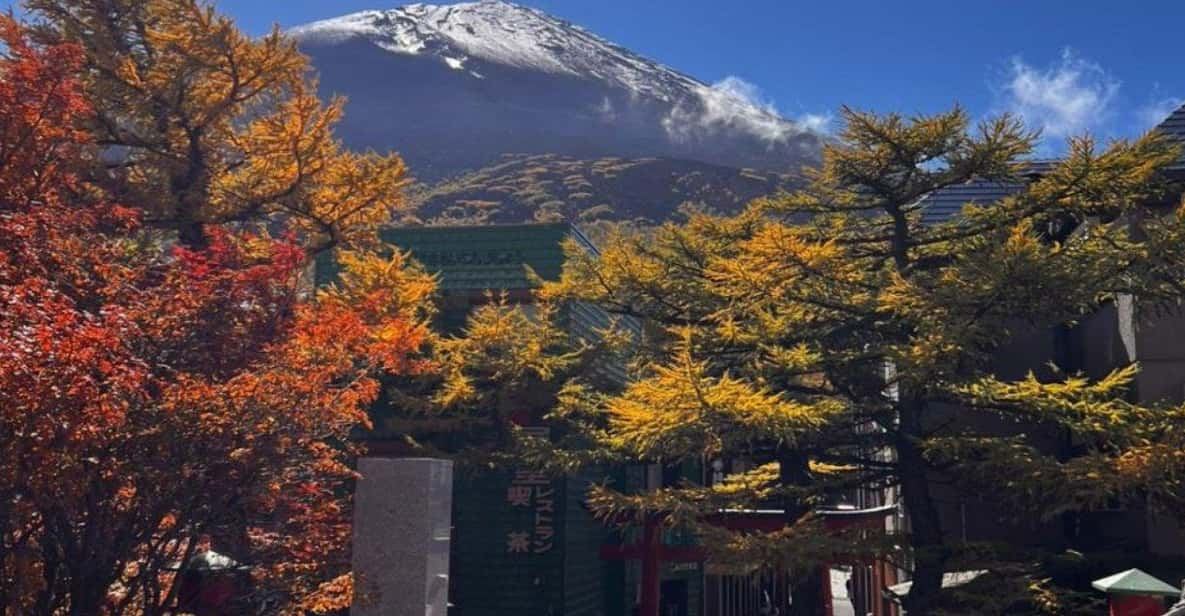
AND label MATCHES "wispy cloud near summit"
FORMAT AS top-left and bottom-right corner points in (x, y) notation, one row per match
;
(663, 75), (832, 144)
